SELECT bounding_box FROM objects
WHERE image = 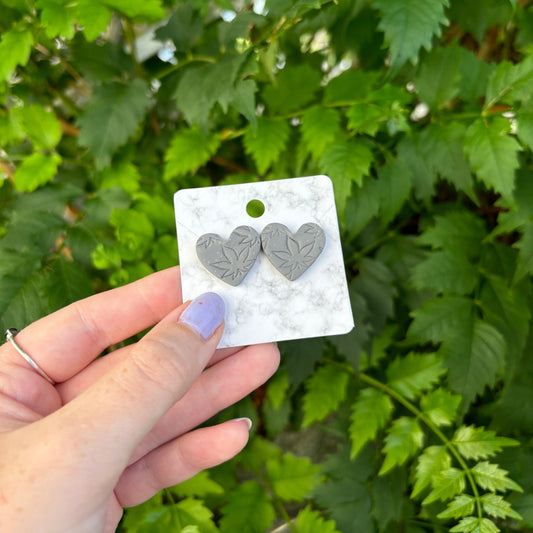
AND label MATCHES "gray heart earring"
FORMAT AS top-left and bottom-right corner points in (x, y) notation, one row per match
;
(261, 222), (326, 281)
(196, 225), (260, 286)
